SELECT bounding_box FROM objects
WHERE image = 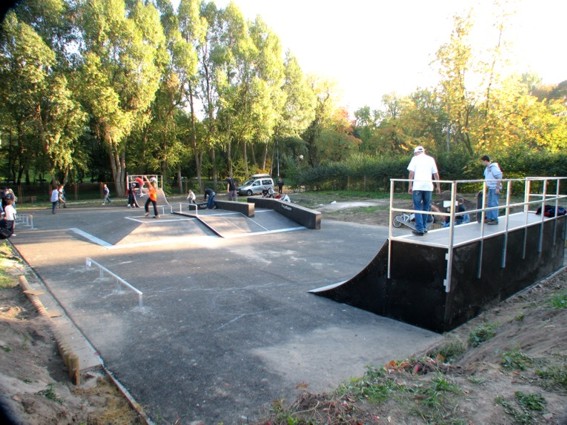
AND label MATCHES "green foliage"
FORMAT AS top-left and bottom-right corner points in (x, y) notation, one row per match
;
(550, 292), (567, 309)
(337, 366), (403, 403)
(515, 391), (546, 411)
(37, 383), (62, 404)
(495, 395), (535, 425)
(0, 270), (15, 288)
(496, 392), (547, 425)
(501, 349), (533, 371)
(1, 0), (566, 196)
(428, 339), (467, 363)
(468, 322), (497, 347)
(536, 364), (567, 391)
